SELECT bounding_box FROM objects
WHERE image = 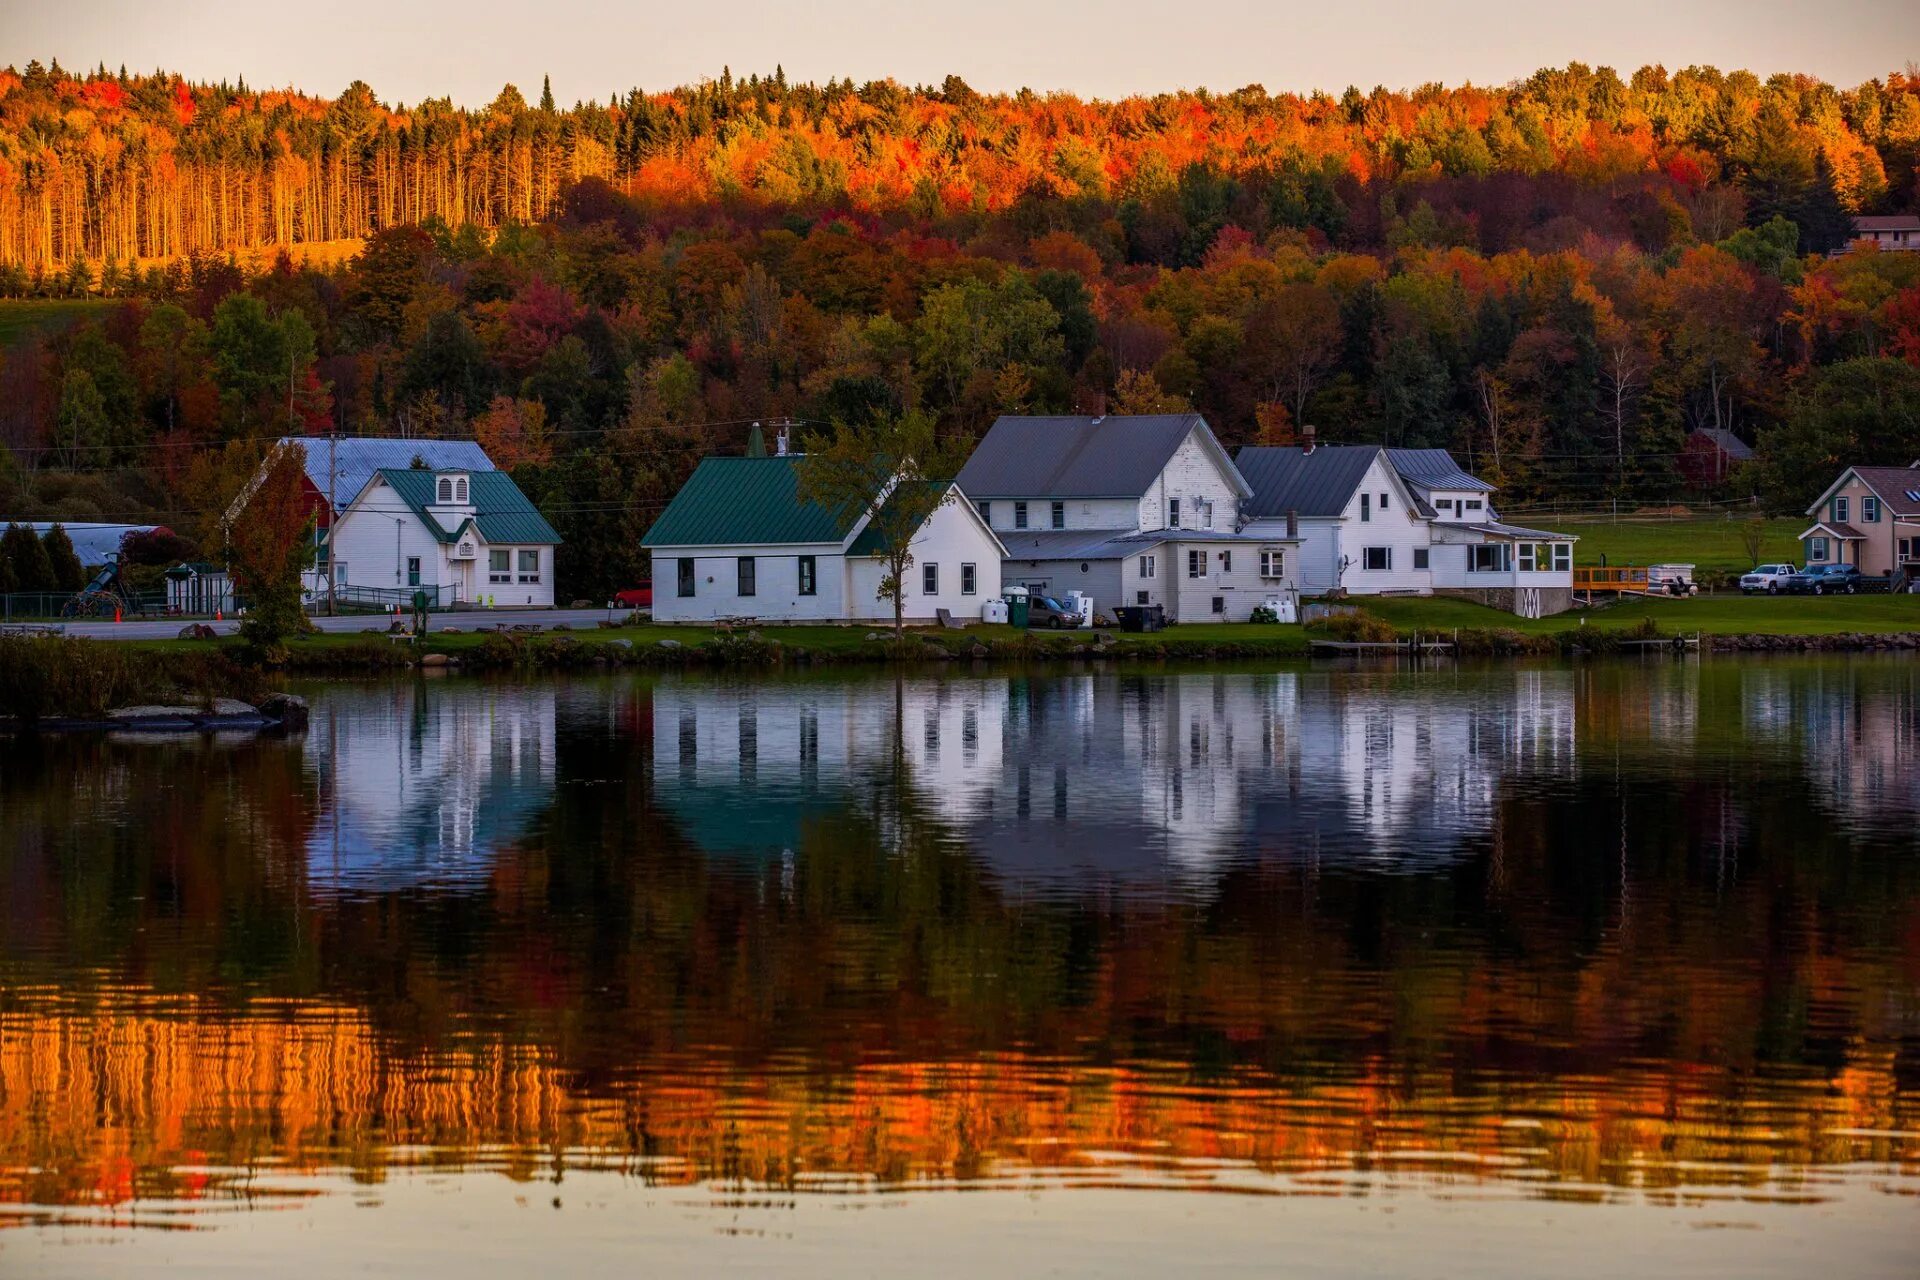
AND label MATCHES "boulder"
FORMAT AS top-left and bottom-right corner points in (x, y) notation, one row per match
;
(420, 653), (452, 668)
(605, 638), (634, 650)
(658, 638), (682, 649)
(175, 623), (218, 640)
(209, 698), (259, 717)
(259, 693), (310, 730)
(107, 705), (201, 721)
